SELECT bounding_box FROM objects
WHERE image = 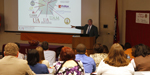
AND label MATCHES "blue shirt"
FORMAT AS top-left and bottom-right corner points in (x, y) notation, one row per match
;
(75, 54), (96, 73)
(29, 63), (49, 74)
